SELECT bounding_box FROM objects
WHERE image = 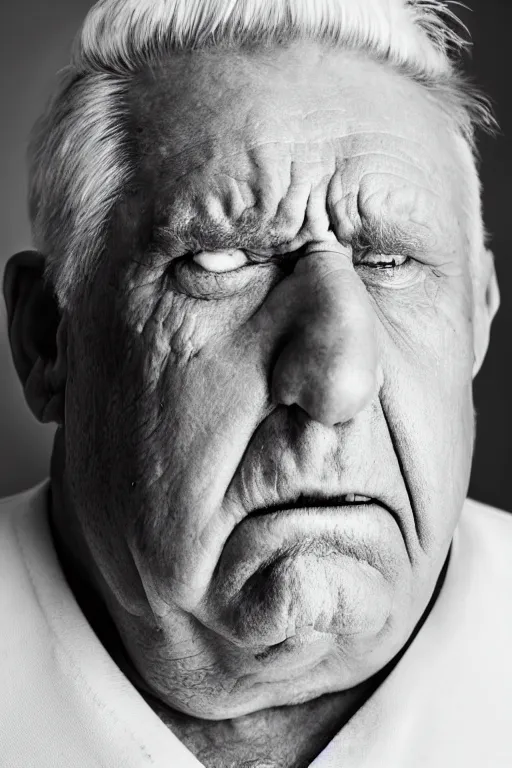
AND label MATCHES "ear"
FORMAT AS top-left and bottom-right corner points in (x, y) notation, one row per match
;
(3, 251), (67, 424)
(473, 247), (500, 378)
